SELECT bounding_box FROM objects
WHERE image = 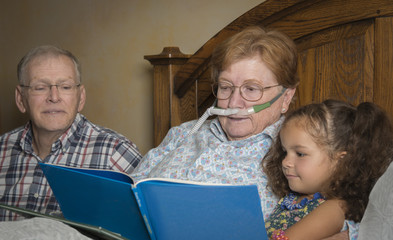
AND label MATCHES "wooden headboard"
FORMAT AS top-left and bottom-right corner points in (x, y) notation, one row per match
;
(145, 0), (393, 147)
